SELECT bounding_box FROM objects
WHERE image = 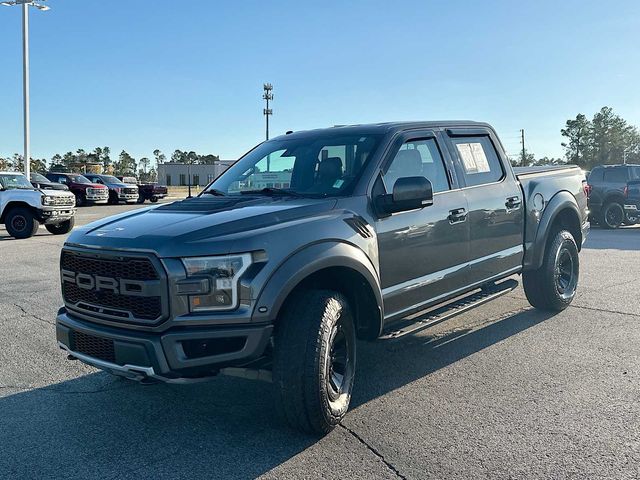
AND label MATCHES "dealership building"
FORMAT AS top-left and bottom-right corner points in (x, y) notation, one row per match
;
(157, 161), (236, 187)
